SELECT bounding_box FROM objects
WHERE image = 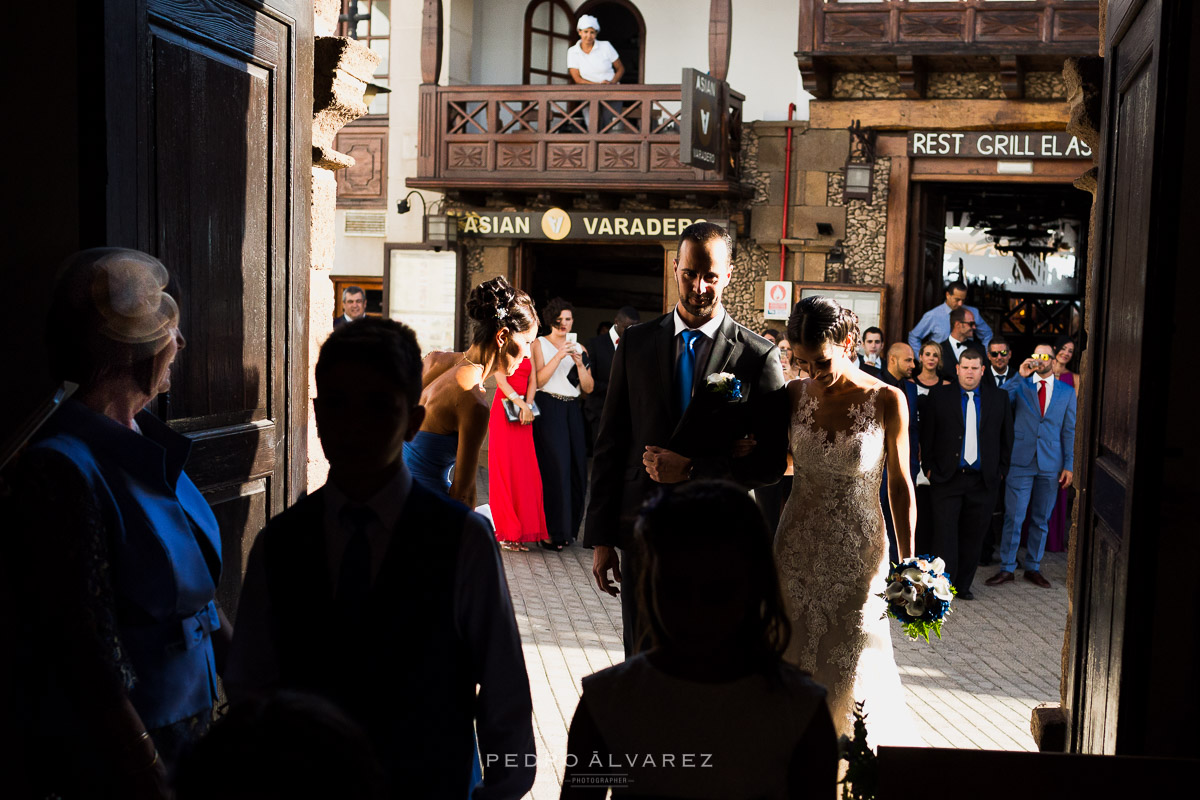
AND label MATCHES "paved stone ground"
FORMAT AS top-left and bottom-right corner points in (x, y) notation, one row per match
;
(478, 467), (1070, 798)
